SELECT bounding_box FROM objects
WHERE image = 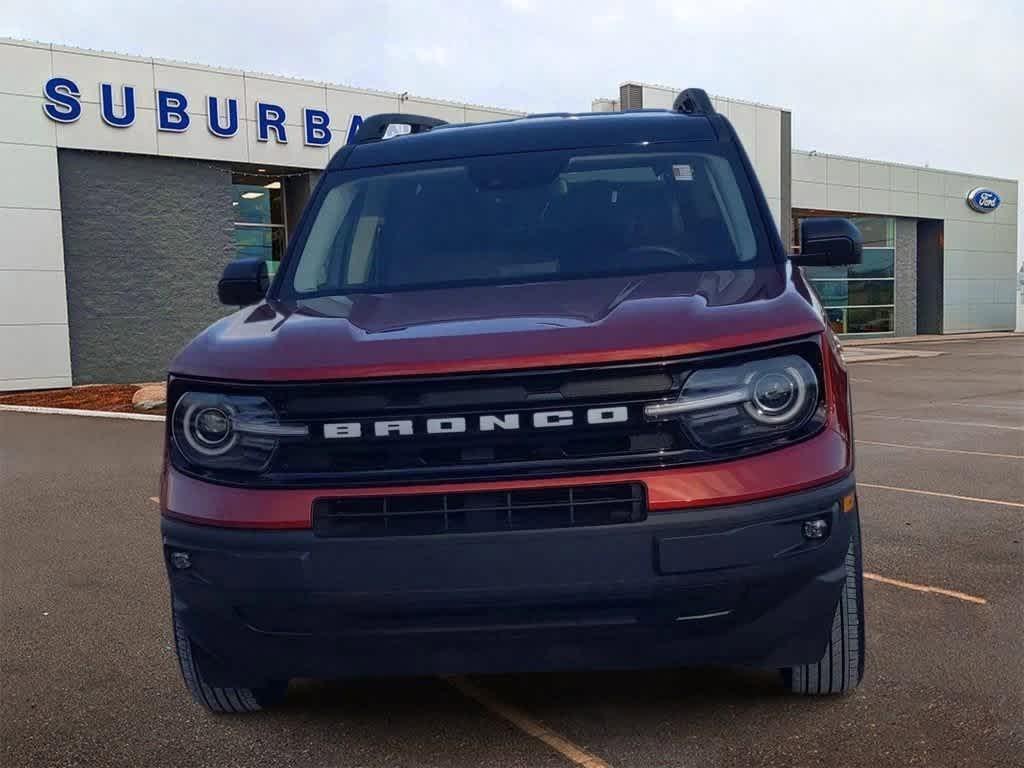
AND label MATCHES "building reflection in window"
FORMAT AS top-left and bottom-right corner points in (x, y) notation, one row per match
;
(798, 215), (896, 336)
